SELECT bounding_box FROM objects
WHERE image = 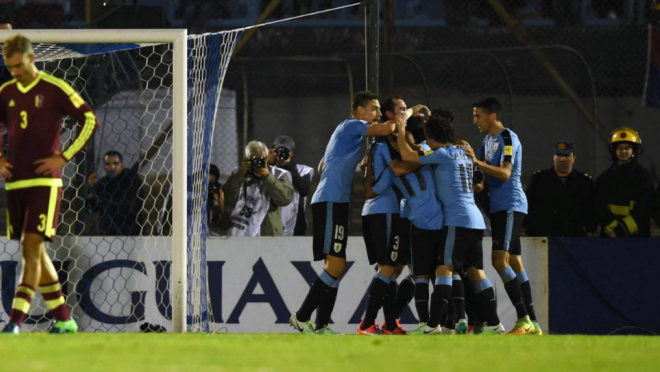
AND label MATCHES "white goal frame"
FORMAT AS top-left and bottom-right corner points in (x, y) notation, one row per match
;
(0, 29), (189, 333)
